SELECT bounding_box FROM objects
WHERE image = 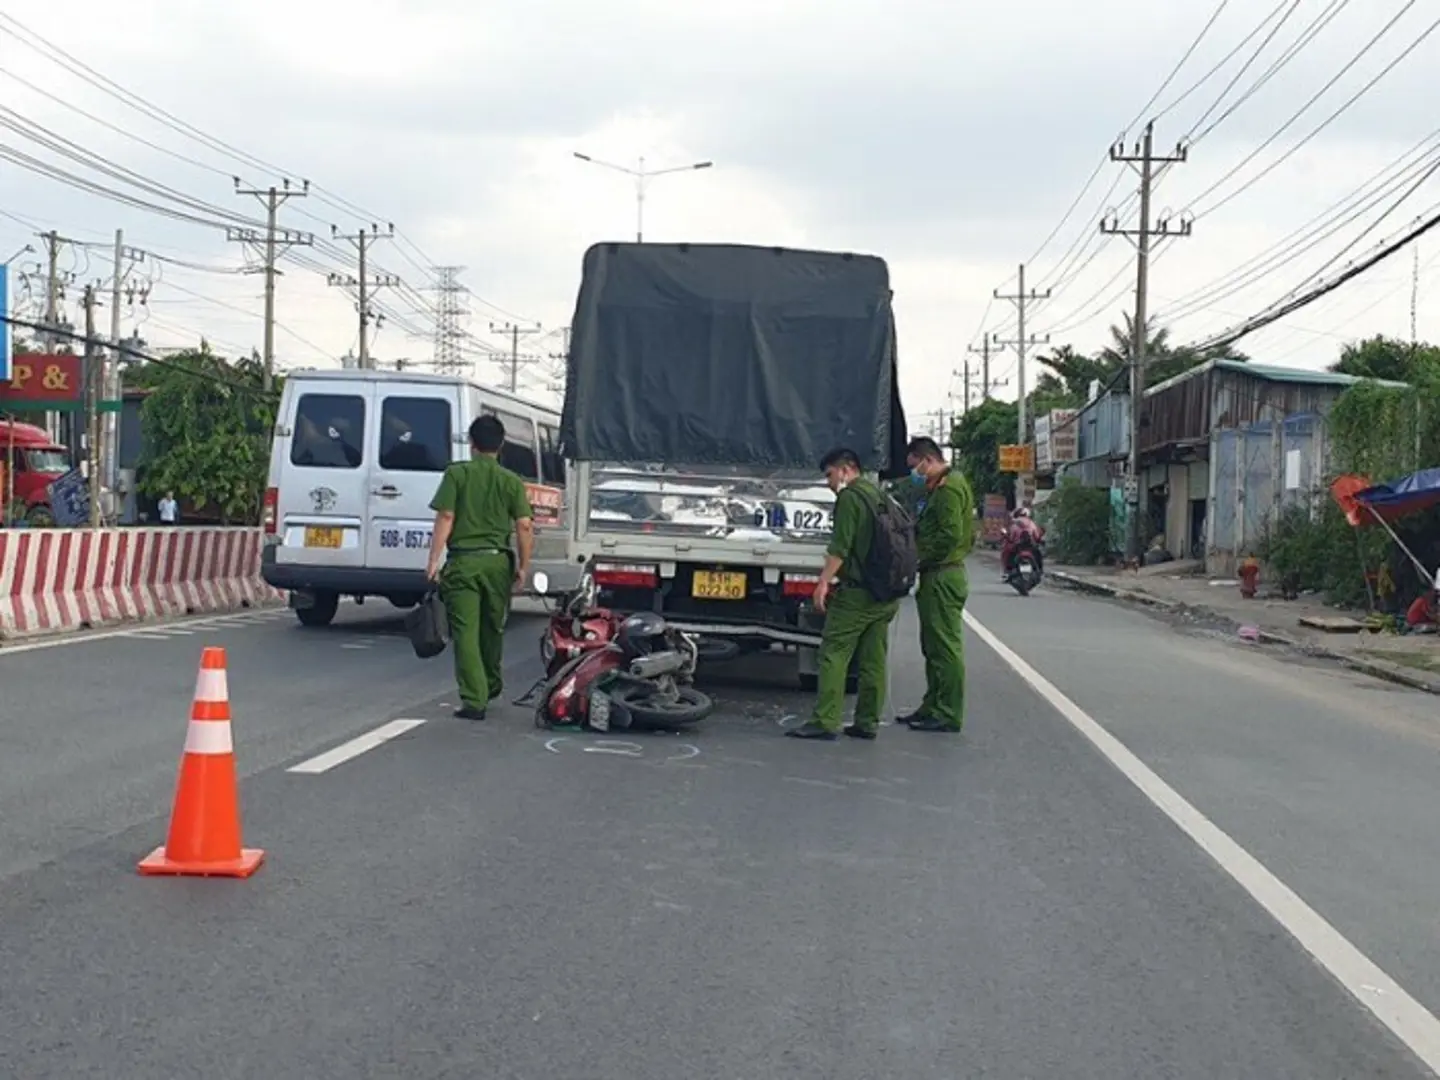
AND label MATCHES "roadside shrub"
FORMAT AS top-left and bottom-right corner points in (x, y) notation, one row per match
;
(1045, 478), (1113, 565)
